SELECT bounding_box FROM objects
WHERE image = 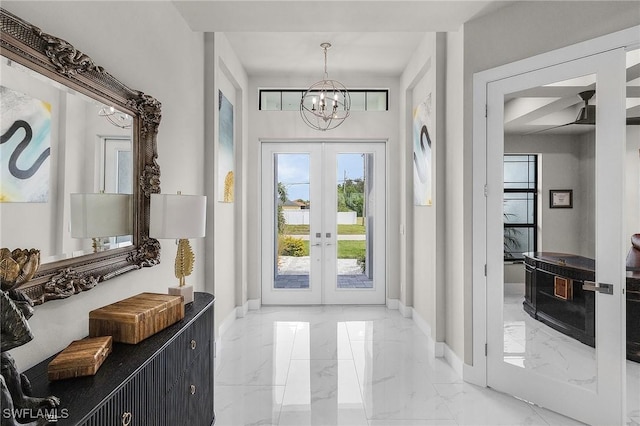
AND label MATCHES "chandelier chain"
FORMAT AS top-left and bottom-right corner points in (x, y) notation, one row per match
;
(323, 45), (328, 80)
